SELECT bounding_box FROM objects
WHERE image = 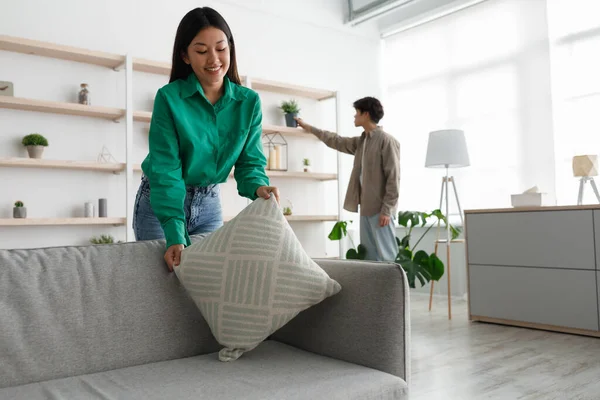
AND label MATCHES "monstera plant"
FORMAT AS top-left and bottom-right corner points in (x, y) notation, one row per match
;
(328, 209), (462, 288)
(396, 210), (461, 288)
